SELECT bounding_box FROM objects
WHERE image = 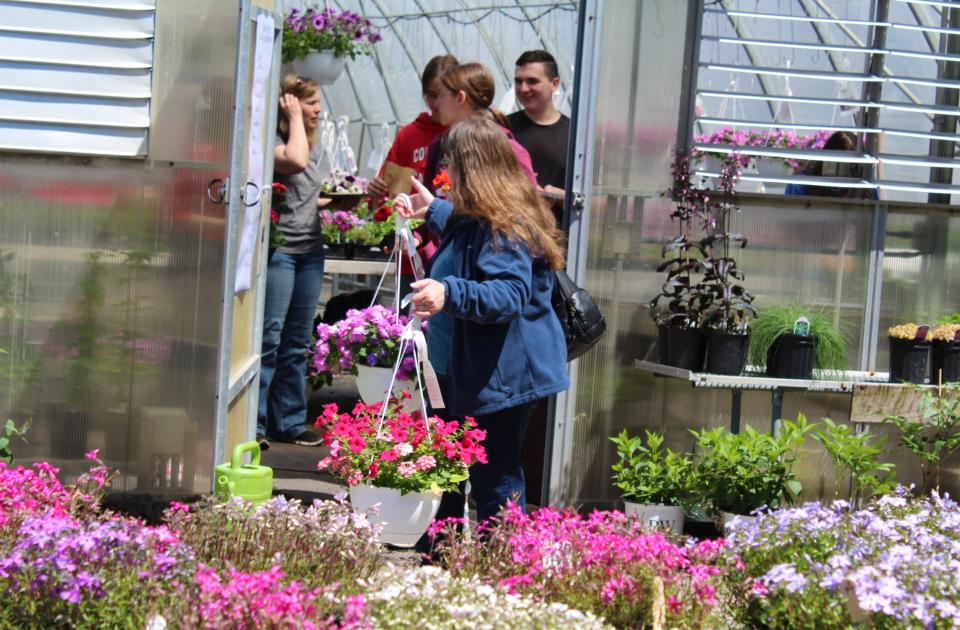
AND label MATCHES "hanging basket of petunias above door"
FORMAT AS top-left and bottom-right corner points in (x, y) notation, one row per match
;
(281, 7), (381, 85)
